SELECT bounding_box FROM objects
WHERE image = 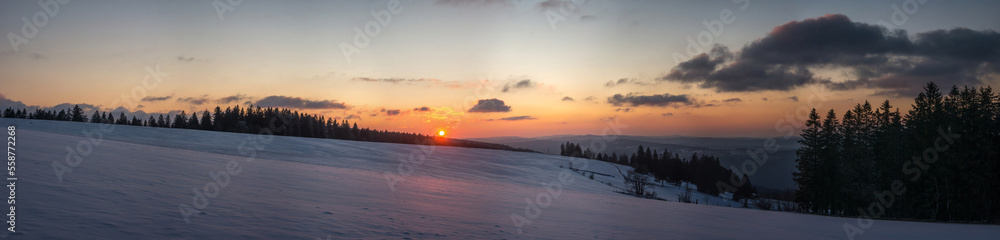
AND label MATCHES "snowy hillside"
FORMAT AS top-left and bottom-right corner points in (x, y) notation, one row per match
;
(3, 118), (998, 239)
